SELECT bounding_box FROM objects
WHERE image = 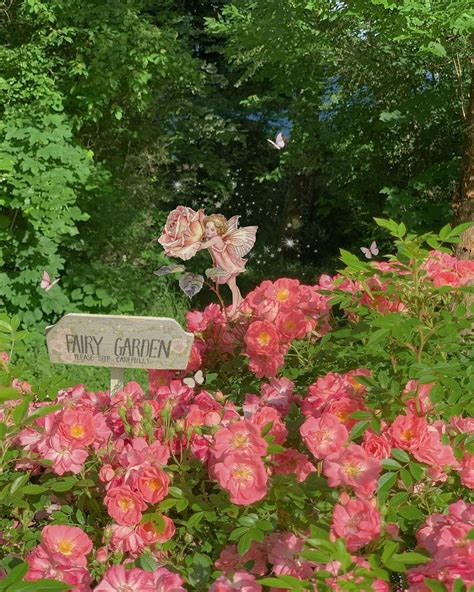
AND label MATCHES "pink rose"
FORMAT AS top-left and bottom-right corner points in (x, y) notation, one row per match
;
(41, 525), (93, 565)
(324, 443), (381, 498)
(300, 413), (349, 459)
(250, 406), (288, 445)
(362, 431), (392, 460)
(59, 410), (96, 447)
(210, 571), (262, 592)
(272, 448), (316, 482)
(212, 420), (268, 460)
(245, 321), (281, 356)
(158, 206), (204, 260)
(460, 454), (474, 488)
(137, 465), (170, 504)
(136, 516), (176, 544)
(213, 451), (268, 505)
(104, 486), (147, 525)
(331, 493), (381, 551)
(95, 565), (155, 592)
(153, 567), (186, 592)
